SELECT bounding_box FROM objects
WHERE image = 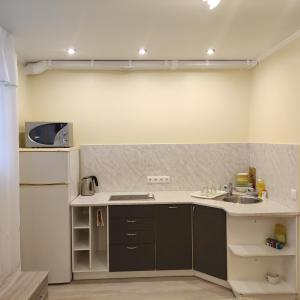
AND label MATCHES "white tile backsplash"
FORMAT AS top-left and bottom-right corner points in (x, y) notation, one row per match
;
(80, 143), (300, 211)
(249, 143), (299, 210)
(80, 144), (249, 192)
